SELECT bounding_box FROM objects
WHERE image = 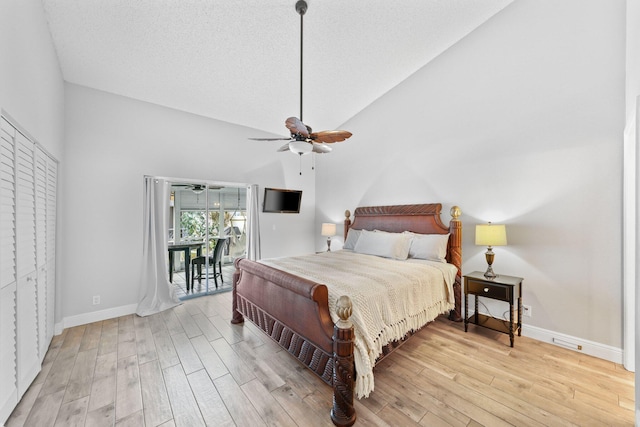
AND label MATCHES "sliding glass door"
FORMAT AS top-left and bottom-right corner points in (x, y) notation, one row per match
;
(168, 182), (246, 299)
